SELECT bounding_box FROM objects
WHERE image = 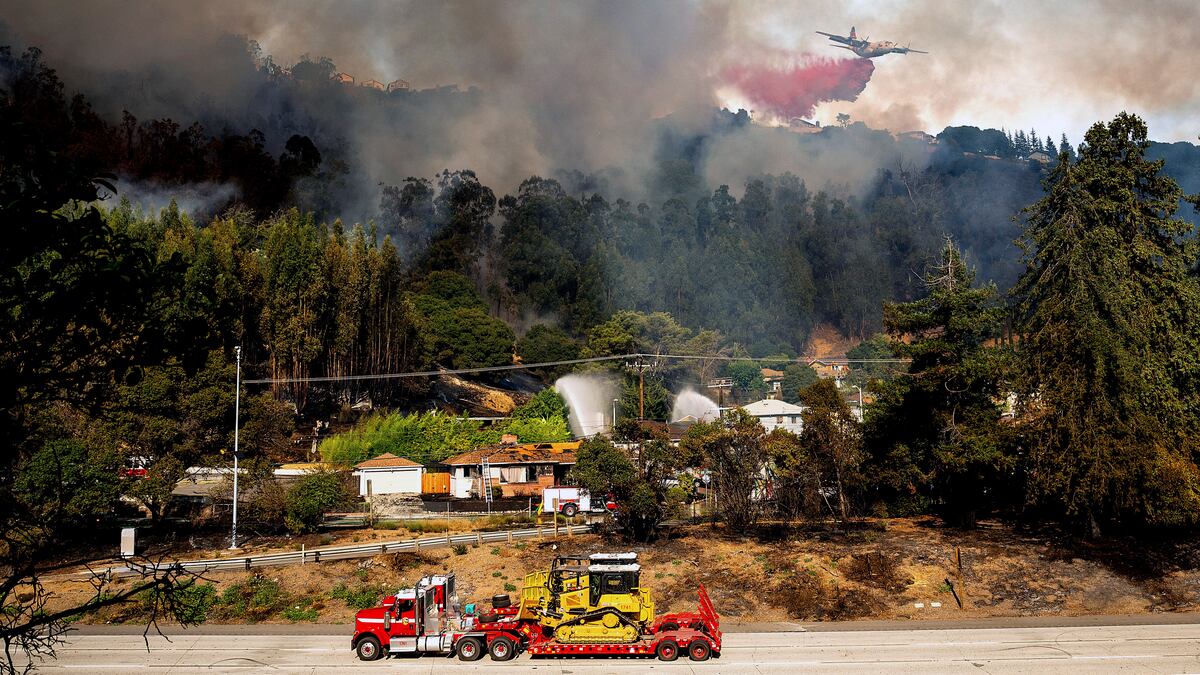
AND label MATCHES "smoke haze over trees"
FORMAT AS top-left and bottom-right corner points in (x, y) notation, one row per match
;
(6, 3), (1200, 669)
